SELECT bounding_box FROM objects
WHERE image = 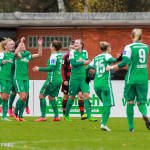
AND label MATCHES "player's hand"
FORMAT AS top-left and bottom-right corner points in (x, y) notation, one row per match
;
(38, 38), (43, 45)
(84, 59), (91, 65)
(2, 60), (7, 64)
(32, 66), (39, 72)
(16, 53), (22, 59)
(106, 65), (111, 71)
(64, 81), (68, 86)
(89, 68), (95, 75)
(117, 53), (123, 61)
(21, 37), (25, 42)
